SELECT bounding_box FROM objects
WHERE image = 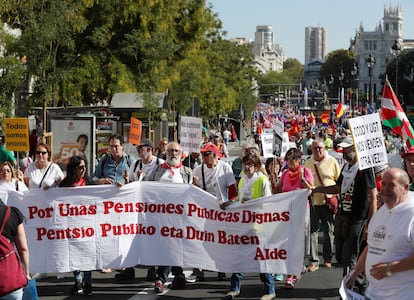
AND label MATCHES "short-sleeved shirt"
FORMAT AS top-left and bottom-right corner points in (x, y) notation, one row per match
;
(193, 160), (236, 198)
(0, 205), (24, 243)
(93, 154), (135, 185)
(337, 166), (376, 220)
(0, 145), (16, 164)
(280, 166), (314, 192)
(24, 162), (64, 189)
